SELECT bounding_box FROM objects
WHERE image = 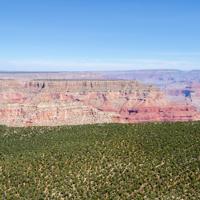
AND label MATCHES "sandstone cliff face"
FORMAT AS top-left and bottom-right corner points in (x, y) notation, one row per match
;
(0, 79), (200, 126)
